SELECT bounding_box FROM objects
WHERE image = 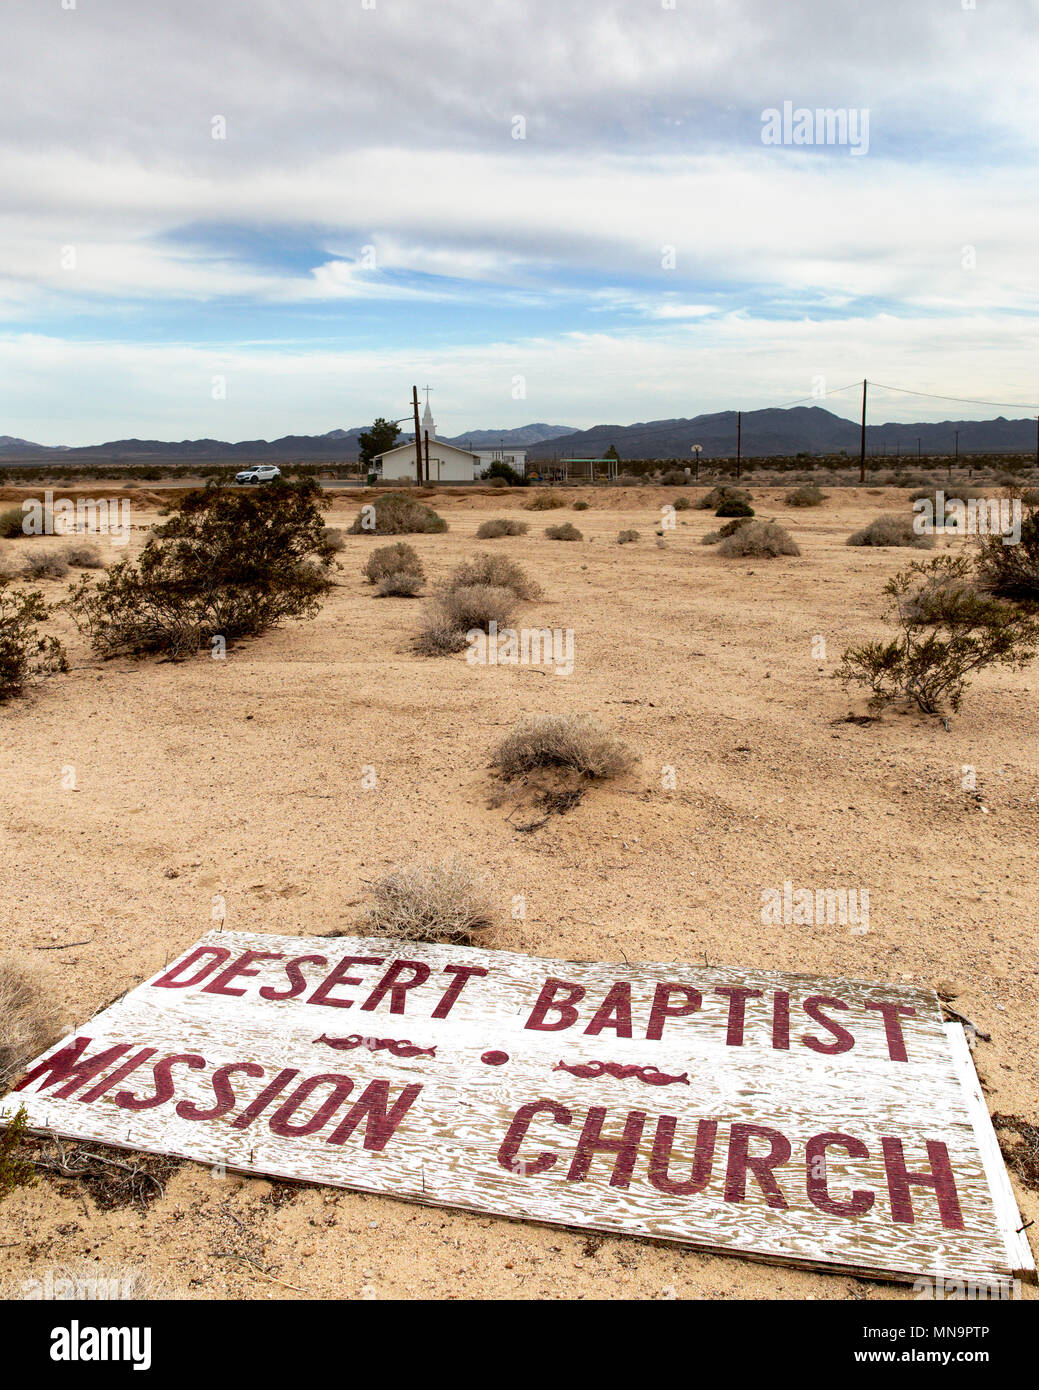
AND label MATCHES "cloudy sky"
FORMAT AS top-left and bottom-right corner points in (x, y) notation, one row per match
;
(3, 0), (1038, 445)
